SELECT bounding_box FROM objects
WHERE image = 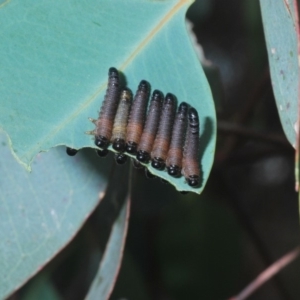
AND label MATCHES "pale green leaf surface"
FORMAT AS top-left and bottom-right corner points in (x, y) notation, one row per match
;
(0, 131), (111, 299)
(0, 0), (216, 194)
(260, 0), (299, 146)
